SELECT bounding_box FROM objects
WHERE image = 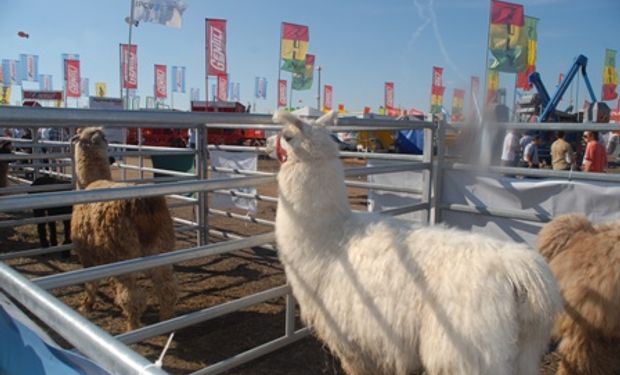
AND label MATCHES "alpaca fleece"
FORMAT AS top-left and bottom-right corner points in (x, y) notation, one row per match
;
(538, 214), (620, 375)
(71, 127), (178, 331)
(272, 110), (562, 375)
